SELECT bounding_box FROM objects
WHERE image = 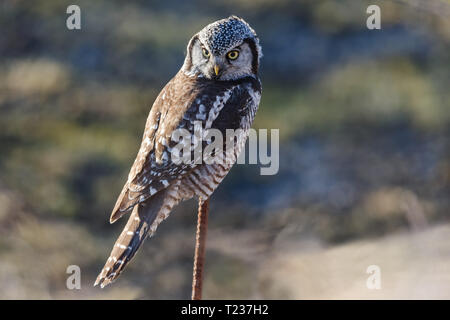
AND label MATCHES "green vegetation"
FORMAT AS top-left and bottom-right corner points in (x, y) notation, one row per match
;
(0, 0), (448, 298)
